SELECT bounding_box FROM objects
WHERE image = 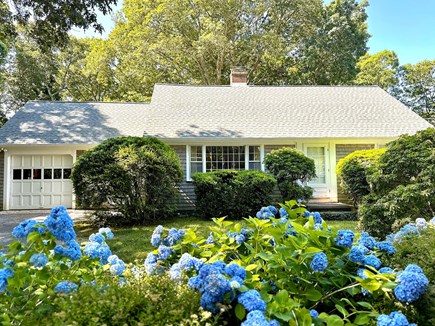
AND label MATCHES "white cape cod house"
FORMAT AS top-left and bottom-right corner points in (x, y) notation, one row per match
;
(0, 69), (431, 210)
